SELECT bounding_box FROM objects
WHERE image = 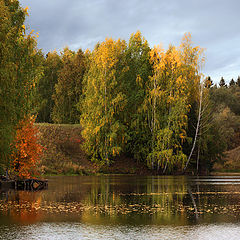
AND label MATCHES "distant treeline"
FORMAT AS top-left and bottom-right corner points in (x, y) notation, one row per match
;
(1, 0), (240, 175)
